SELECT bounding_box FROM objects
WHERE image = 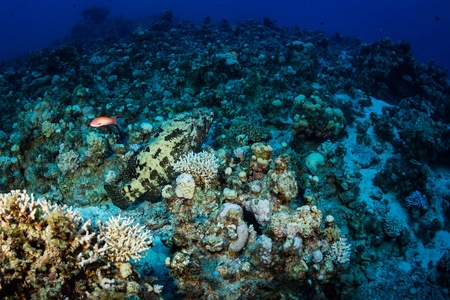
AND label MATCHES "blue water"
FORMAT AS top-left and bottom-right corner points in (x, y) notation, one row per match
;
(1, 0), (450, 71)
